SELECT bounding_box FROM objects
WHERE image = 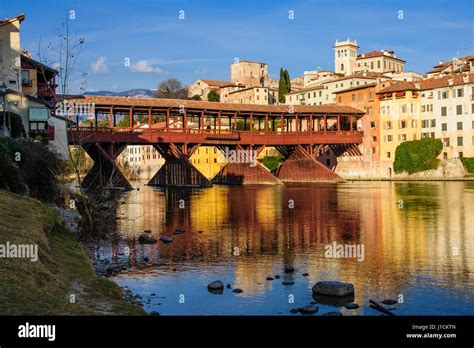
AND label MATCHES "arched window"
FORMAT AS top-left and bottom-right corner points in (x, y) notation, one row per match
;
(341, 63), (344, 71)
